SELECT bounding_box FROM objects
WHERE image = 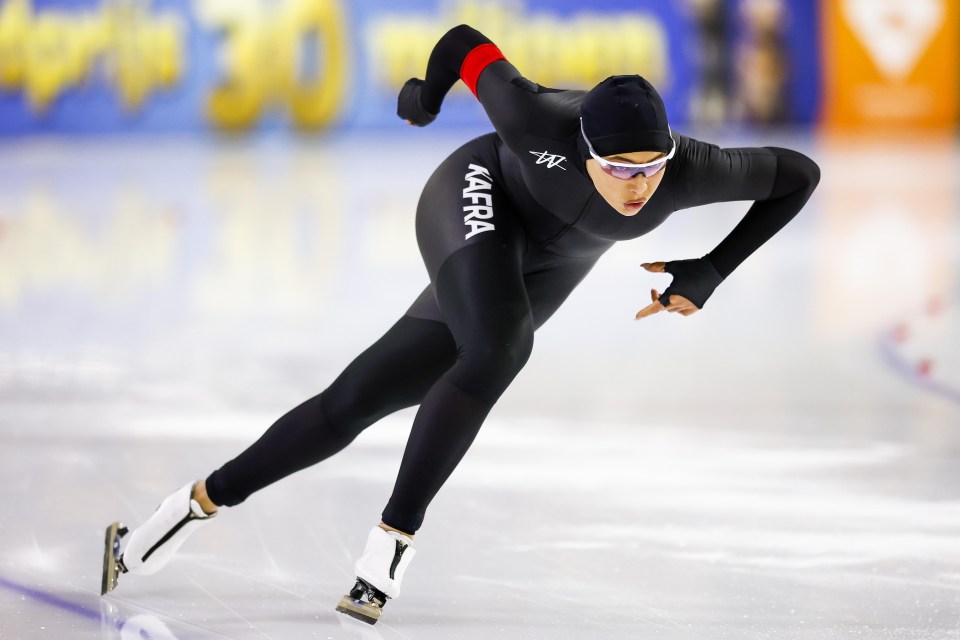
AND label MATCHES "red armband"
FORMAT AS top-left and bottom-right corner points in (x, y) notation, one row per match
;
(460, 43), (506, 98)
